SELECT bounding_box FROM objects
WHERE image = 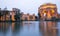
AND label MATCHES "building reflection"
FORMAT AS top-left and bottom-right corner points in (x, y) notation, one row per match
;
(0, 22), (23, 36)
(39, 21), (58, 36)
(12, 22), (21, 32)
(0, 22), (10, 32)
(0, 22), (11, 36)
(11, 22), (23, 36)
